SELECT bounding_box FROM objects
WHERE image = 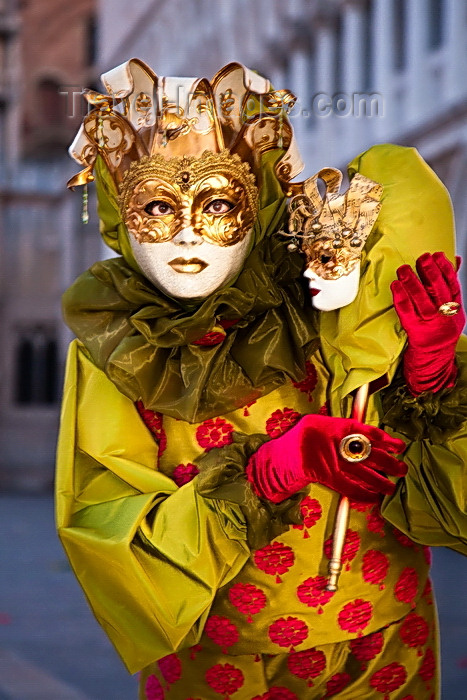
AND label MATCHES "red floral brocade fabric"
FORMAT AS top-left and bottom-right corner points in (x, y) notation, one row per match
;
(137, 352), (430, 658)
(139, 592), (438, 699)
